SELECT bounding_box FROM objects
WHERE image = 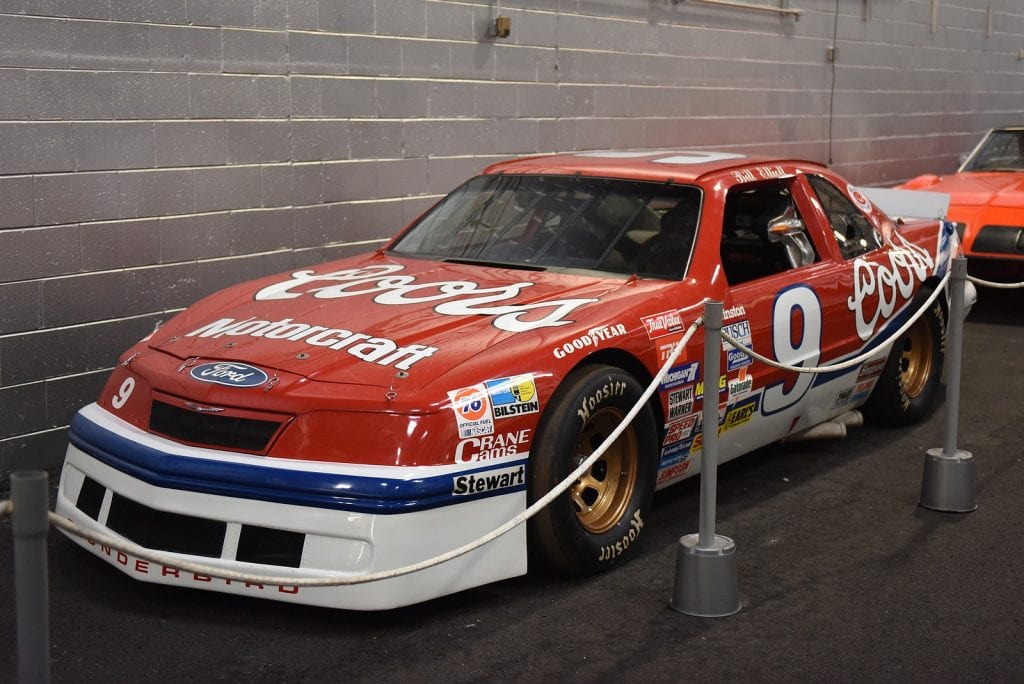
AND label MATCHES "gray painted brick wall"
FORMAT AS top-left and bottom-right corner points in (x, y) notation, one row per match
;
(1, 0), (1023, 479)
